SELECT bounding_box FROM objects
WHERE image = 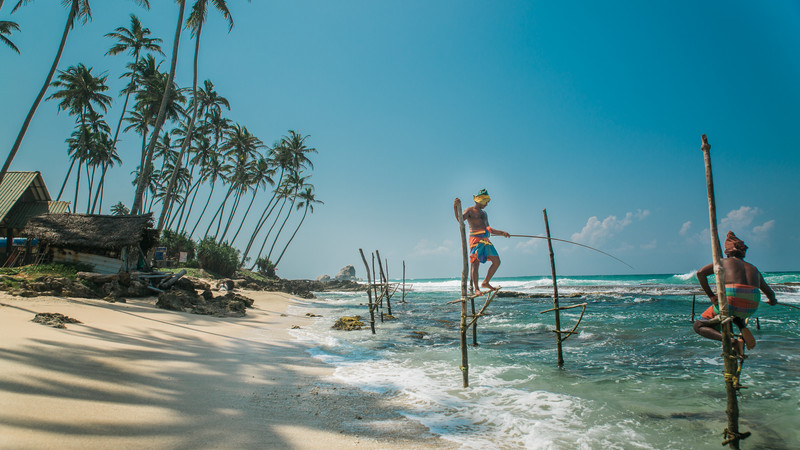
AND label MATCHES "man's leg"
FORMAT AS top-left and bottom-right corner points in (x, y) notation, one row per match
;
(471, 260), (481, 293)
(481, 256), (501, 290)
